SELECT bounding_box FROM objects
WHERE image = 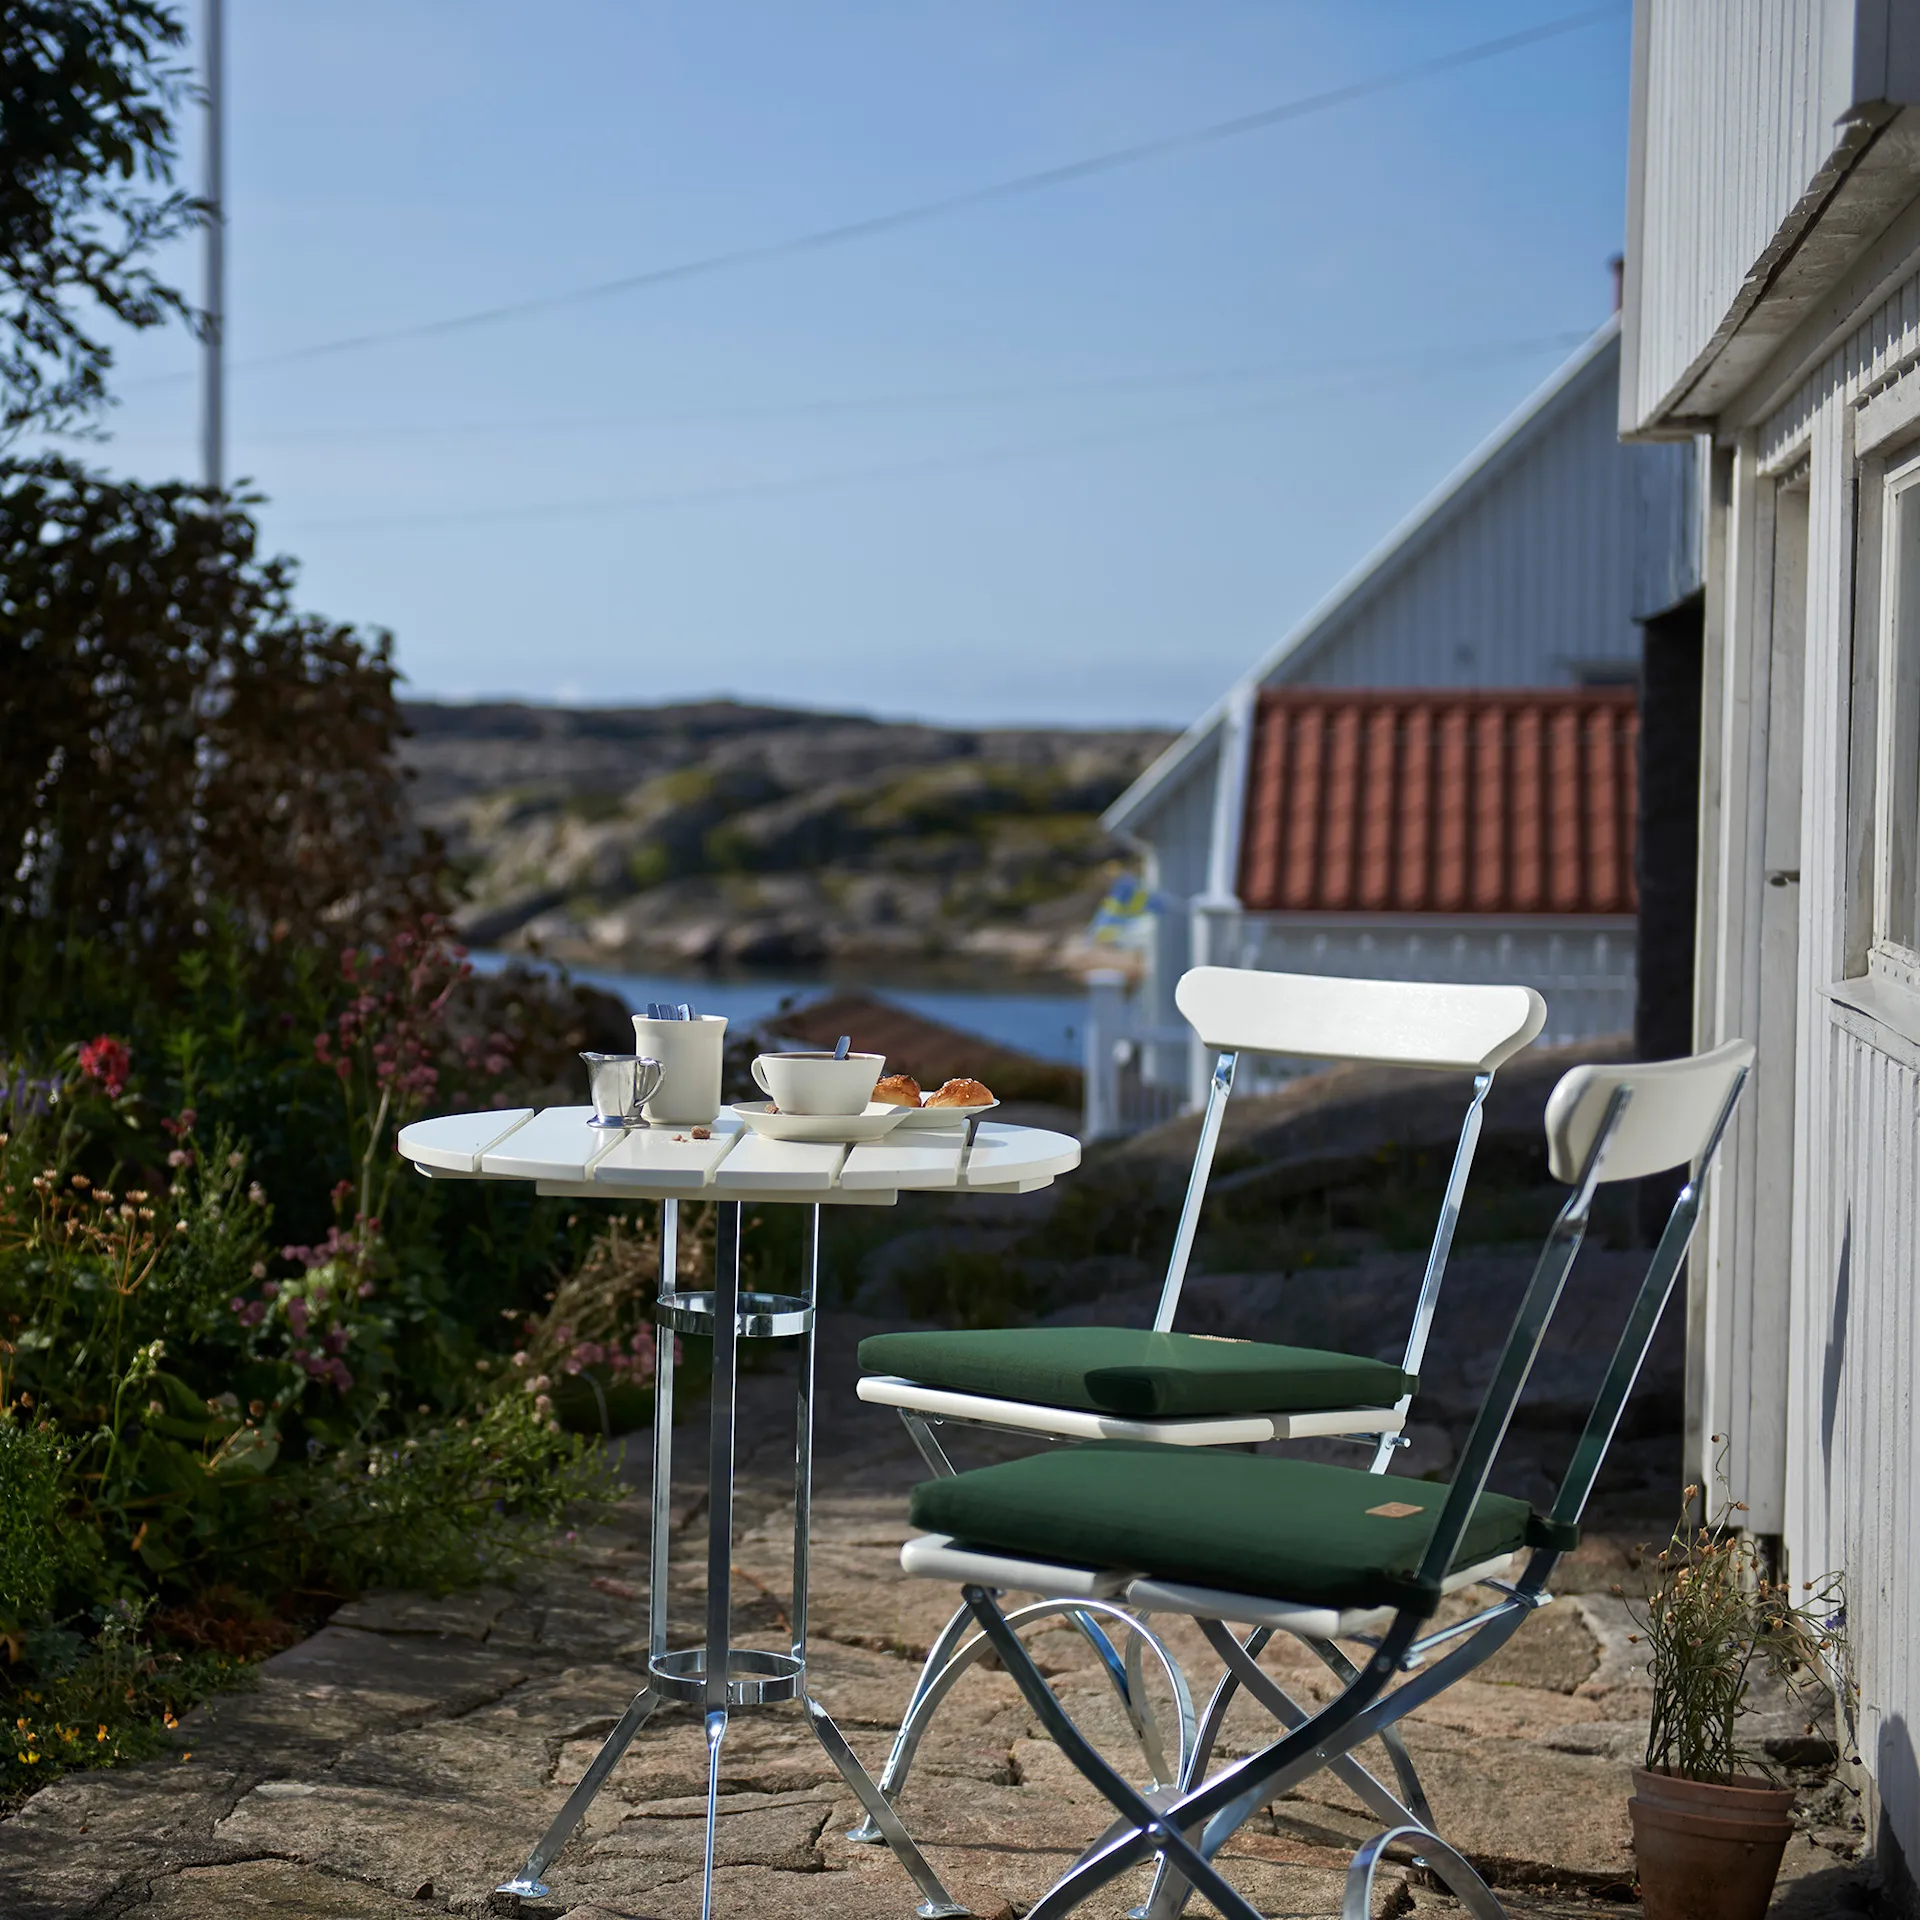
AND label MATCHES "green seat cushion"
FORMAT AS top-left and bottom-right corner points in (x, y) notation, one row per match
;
(859, 1325), (1413, 1420)
(909, 1443), (1578, 1615)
